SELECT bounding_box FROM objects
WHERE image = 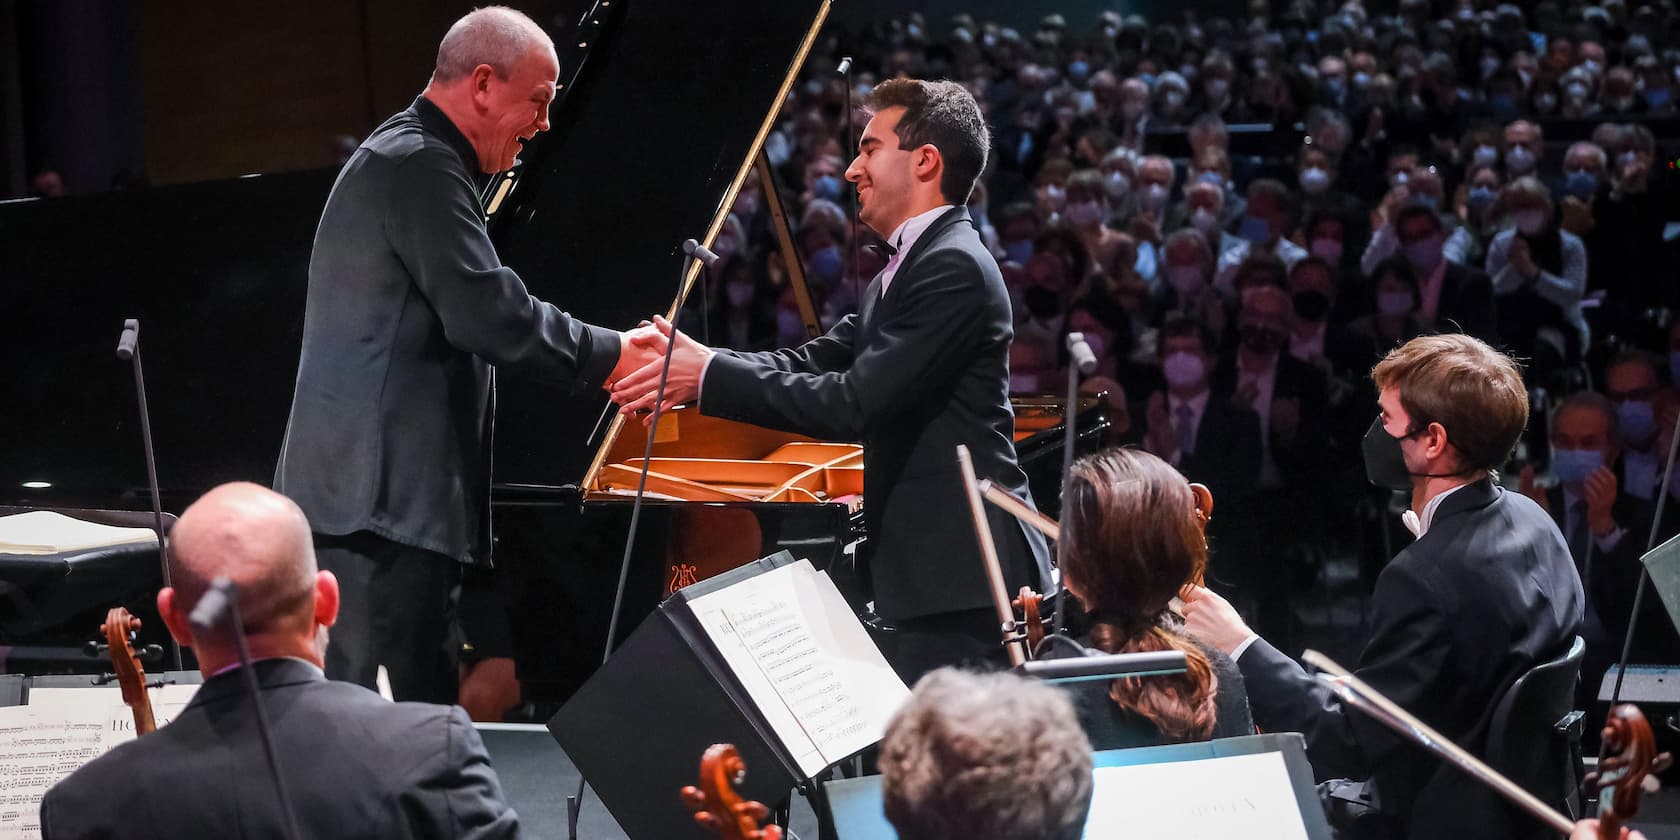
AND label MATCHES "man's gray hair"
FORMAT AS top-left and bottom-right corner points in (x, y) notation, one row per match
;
(432, 6), (553, 85)
(881, 669), (1093, 840)
(1567, 141), (1608, 170)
